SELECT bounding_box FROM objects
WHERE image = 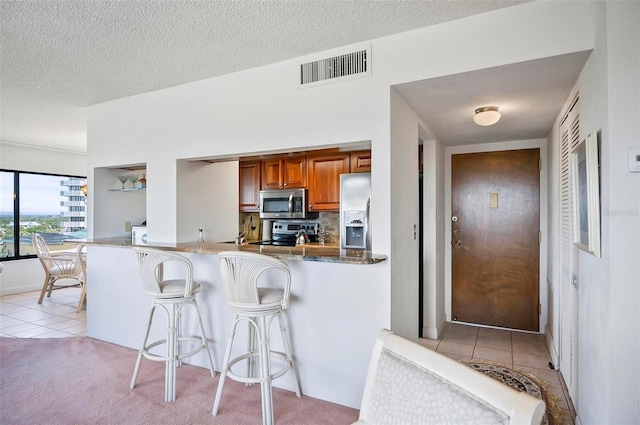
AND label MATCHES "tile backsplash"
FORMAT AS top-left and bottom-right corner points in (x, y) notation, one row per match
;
(317, 212), (339, 244)
(239, 211), (340, 243)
